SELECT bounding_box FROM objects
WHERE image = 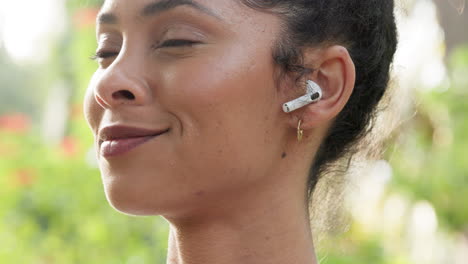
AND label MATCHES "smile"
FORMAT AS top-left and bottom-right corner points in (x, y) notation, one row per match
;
(98, 125), (170, 158)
